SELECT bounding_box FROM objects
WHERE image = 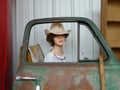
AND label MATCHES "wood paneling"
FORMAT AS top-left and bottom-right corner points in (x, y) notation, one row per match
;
(107, 22), (120, 47)
(108, 0), (120, 21)
(101, 0), (120, 61)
